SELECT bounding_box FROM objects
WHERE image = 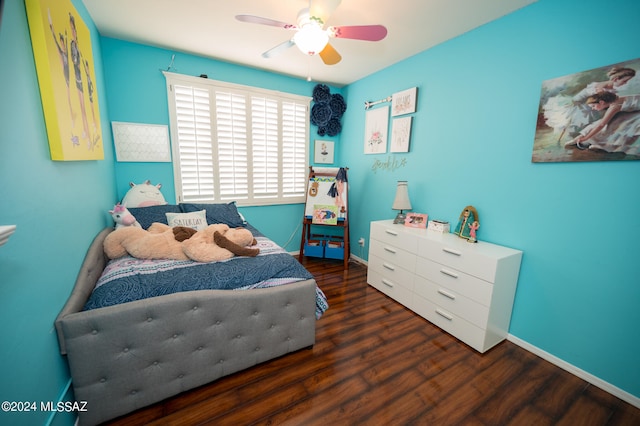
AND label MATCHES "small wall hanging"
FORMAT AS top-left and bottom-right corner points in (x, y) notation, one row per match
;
(310, 84), (347, 137)
(314, 140), (334, 164)
(392, 87), (418, 116)
(364, 106), (389, 154)
(390, 116), (412, 153)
